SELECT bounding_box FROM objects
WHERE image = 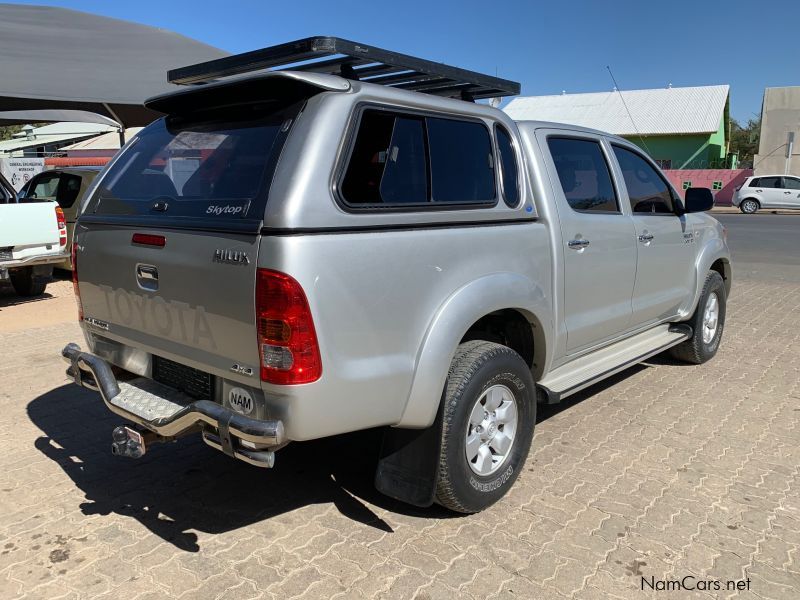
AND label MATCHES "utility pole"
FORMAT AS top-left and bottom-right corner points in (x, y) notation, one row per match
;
(787, 131), (795, 175)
